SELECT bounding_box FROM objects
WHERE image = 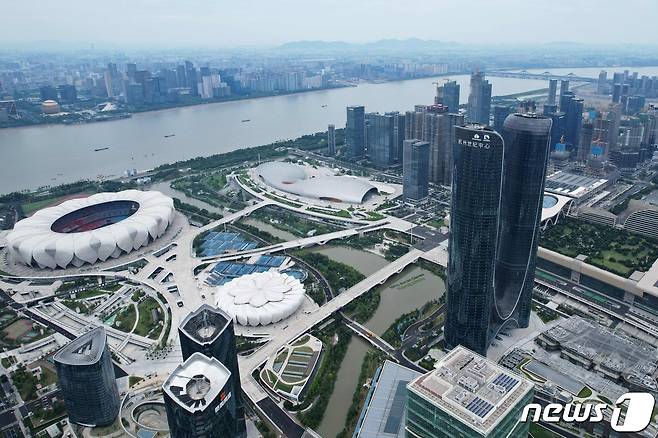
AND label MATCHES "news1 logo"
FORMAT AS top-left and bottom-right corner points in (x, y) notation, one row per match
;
(522, 392), (655, 433)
